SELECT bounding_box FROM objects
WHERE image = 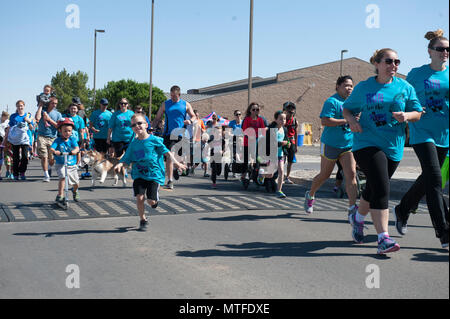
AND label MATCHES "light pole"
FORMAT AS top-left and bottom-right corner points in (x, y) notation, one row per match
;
(340, 49), (348, 76)
(93, 29), (105, 107)
(149, 0), (155, 120)
(247, 0), (254, 107)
